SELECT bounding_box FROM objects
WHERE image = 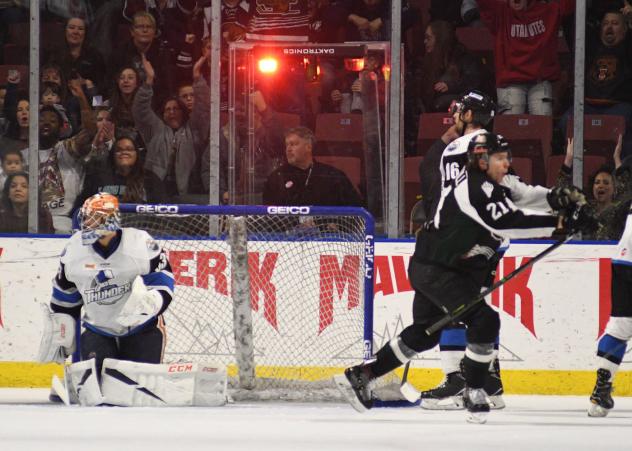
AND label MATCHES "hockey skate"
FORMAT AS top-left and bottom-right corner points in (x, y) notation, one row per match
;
(483, 359), (505, 410)
(588, 369), (614, 417)
(419, 371), (465, 410)
(463, 387), (490, 424)
(333, 365), (374, 412)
